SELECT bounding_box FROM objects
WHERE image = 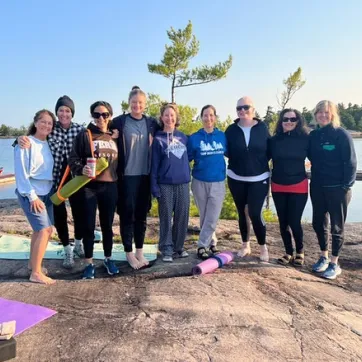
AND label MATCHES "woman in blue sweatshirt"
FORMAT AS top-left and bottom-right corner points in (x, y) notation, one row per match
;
(151, 103), (190, 262)
(308, 100), (357, 280)
(188, 105), (227, 260)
